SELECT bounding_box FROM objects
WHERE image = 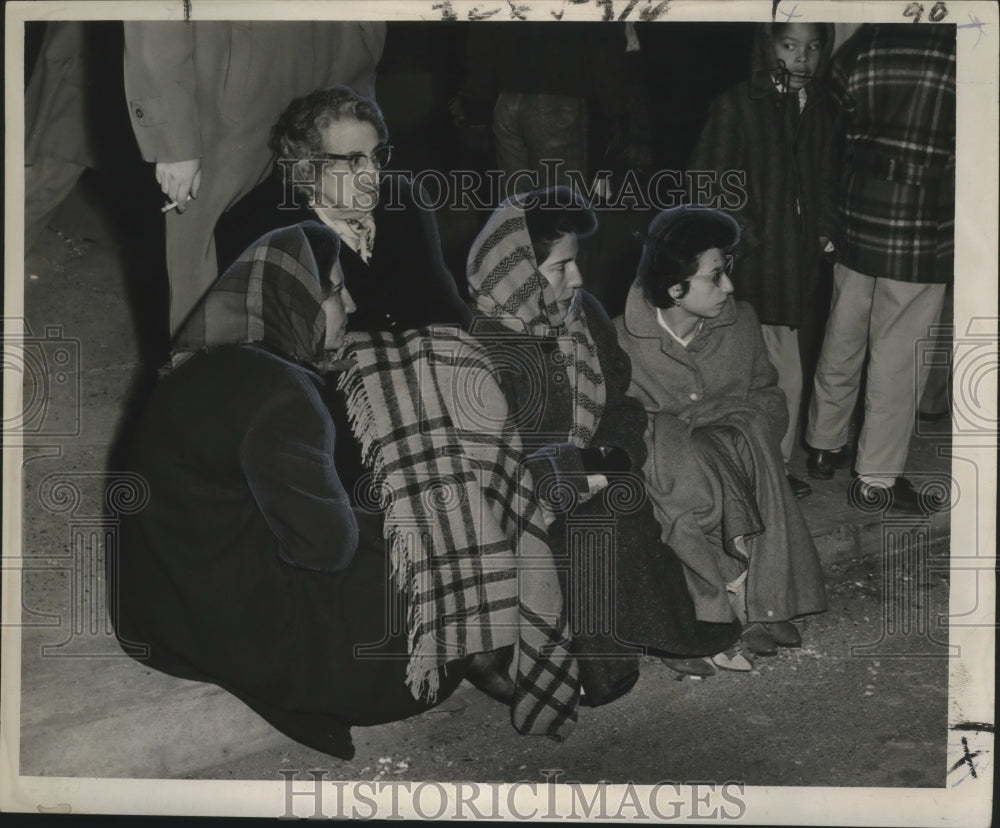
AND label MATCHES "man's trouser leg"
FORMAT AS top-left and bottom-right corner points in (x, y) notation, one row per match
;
(761, 324), (802, 463)
(806, 264), (875, 452)
(24, 157), (87, 252)
(855, 278), (947, 484)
